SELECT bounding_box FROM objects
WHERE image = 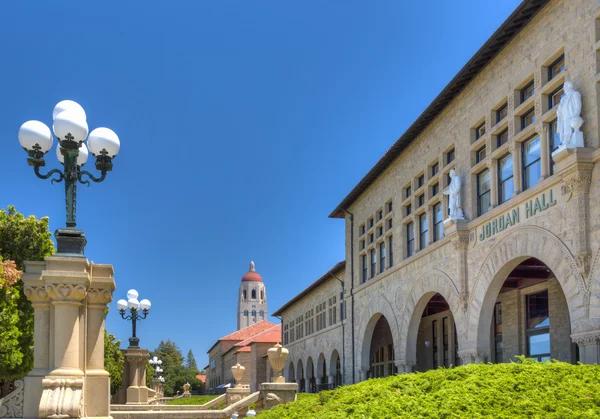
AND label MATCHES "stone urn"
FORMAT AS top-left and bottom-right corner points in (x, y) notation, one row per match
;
(267, 343), (289, 383)
(183, 382), (191, 397)
(232, 363), (246, 388)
